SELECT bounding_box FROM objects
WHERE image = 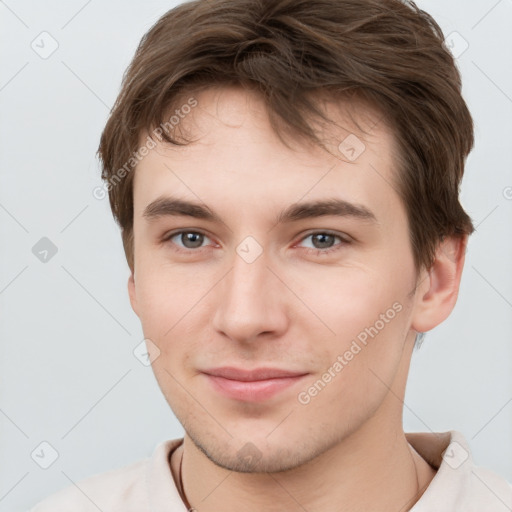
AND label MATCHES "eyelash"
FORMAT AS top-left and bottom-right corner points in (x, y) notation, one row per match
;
(161, 230), (350, 256)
